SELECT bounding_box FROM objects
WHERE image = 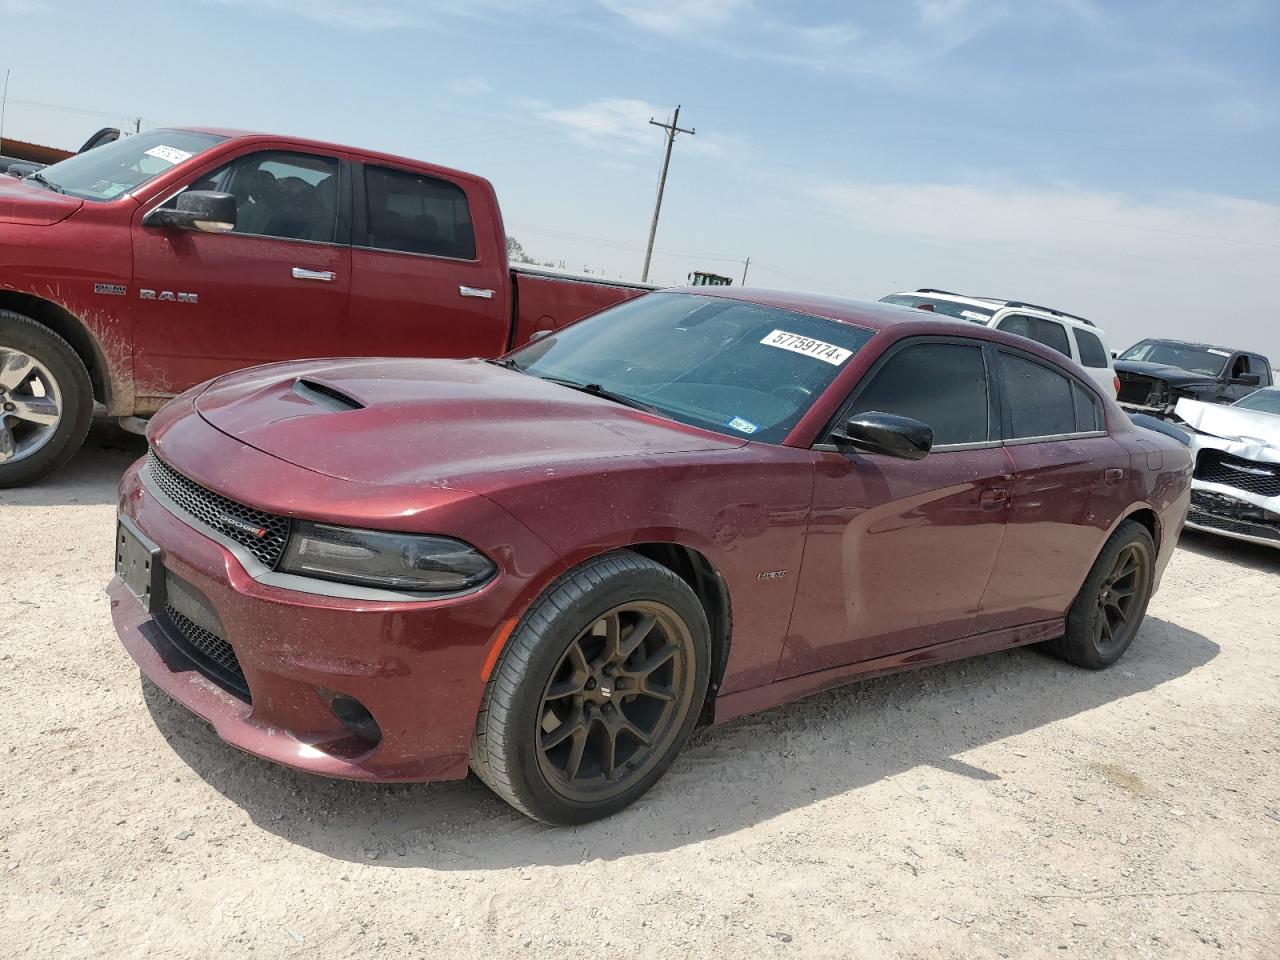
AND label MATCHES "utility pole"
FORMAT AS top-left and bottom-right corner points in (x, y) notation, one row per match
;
(741, 257), (751, 286)
(133, 116), (142, 135)
(0, 70), (10, 158)
(641, 105), (695, 283)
